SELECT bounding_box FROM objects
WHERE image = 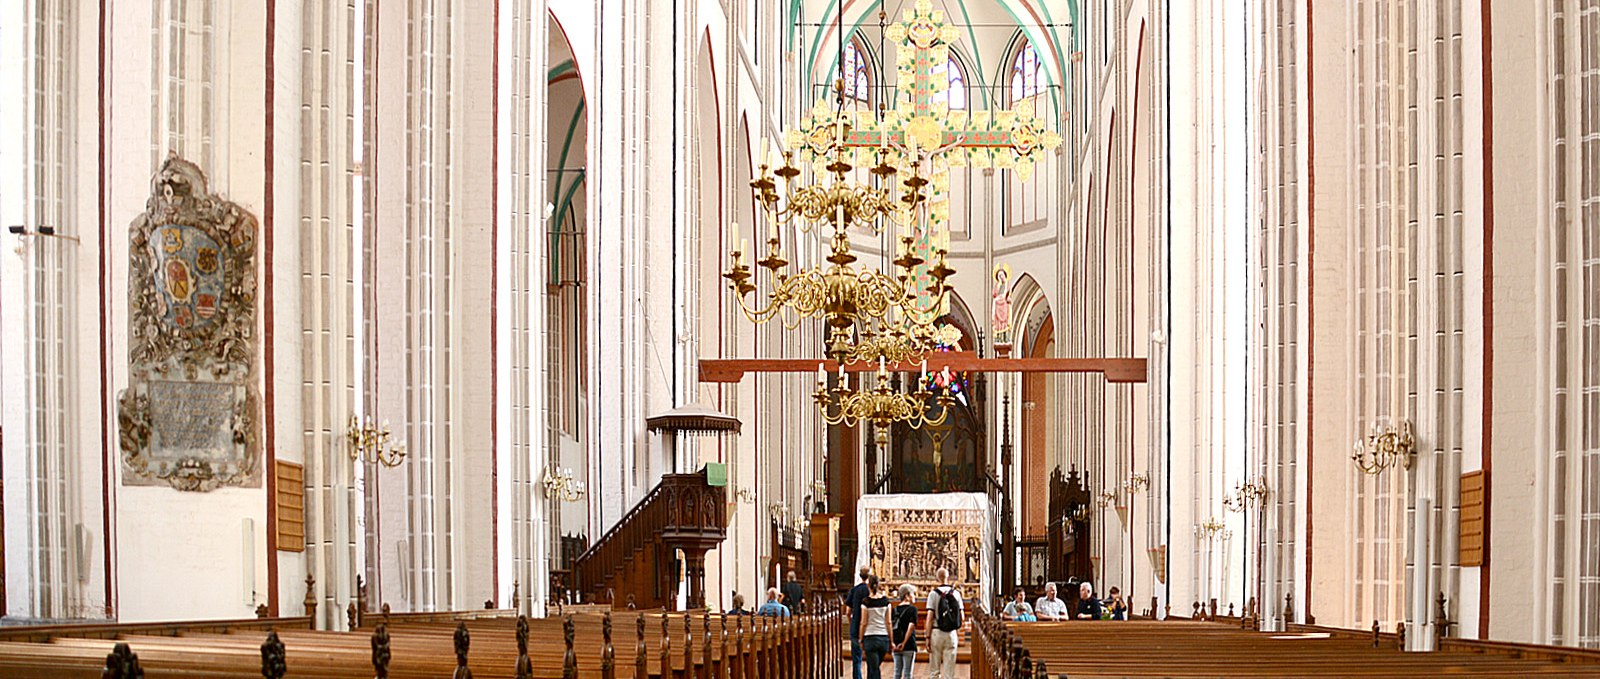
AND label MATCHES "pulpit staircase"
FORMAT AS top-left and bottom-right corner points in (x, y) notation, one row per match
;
(569, 468), (728, 610)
